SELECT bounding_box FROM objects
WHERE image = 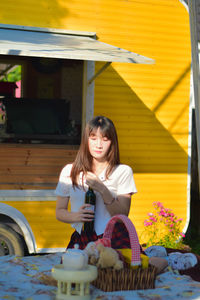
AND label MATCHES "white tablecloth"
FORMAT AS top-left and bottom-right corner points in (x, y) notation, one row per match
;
(0, 253), (200, 300)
